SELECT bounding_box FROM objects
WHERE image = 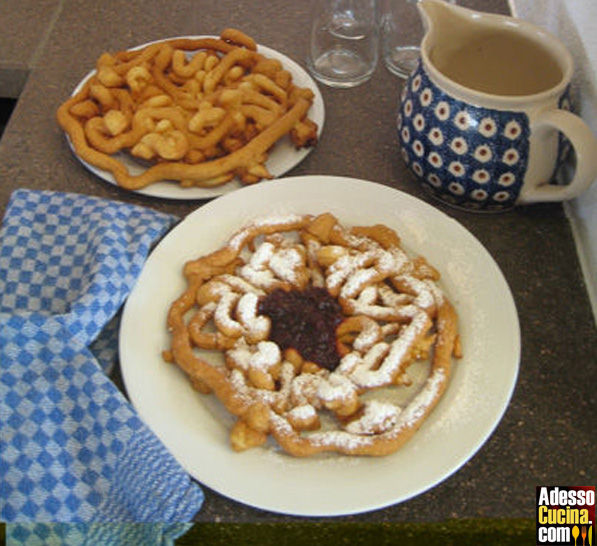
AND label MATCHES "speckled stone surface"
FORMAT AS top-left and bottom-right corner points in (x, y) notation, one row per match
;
(0, 0), (62, 97)
(0, 0), (595, 524)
